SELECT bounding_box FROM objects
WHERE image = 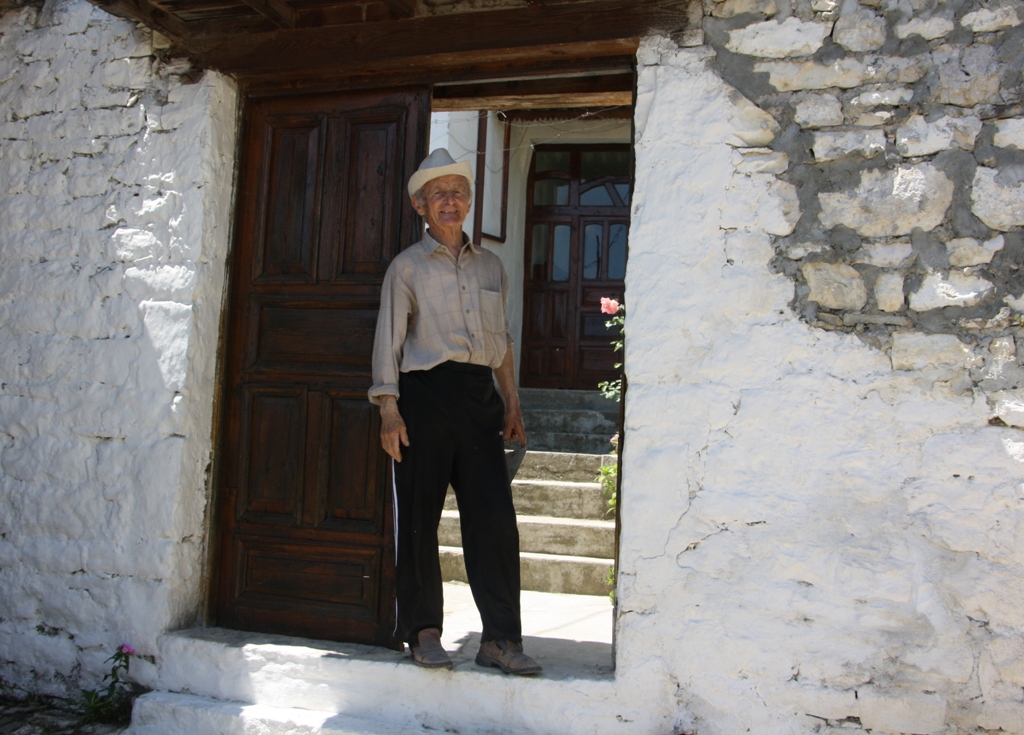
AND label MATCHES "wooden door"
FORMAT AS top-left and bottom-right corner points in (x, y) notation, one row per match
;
(212, 87), (429, 647)
(521, 145), (630, 390)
